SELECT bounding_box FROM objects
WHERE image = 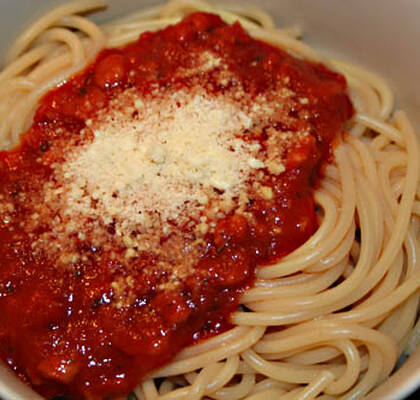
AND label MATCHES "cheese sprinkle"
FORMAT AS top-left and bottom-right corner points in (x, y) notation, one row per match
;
(62, 89), (263, 236)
